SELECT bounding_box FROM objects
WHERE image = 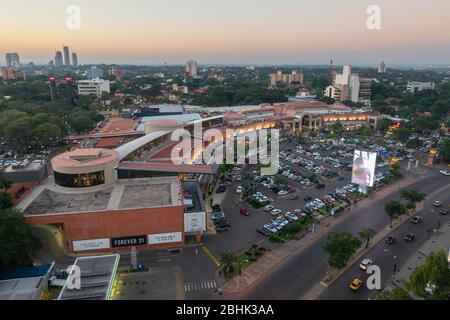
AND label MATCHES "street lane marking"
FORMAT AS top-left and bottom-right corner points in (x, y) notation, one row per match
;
(320, 282), (329, 287)
(202, 246), (222, 267)
(185, 280), (217, 292)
